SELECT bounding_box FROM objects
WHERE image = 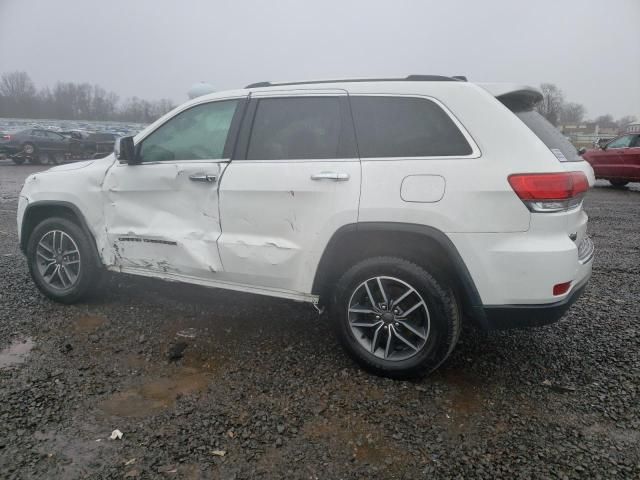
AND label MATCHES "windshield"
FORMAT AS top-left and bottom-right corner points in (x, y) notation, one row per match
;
(512, 109), (582, 162)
